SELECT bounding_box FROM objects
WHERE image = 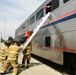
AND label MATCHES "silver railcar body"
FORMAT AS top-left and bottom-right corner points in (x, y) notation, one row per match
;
(15, 0), (76, 66)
